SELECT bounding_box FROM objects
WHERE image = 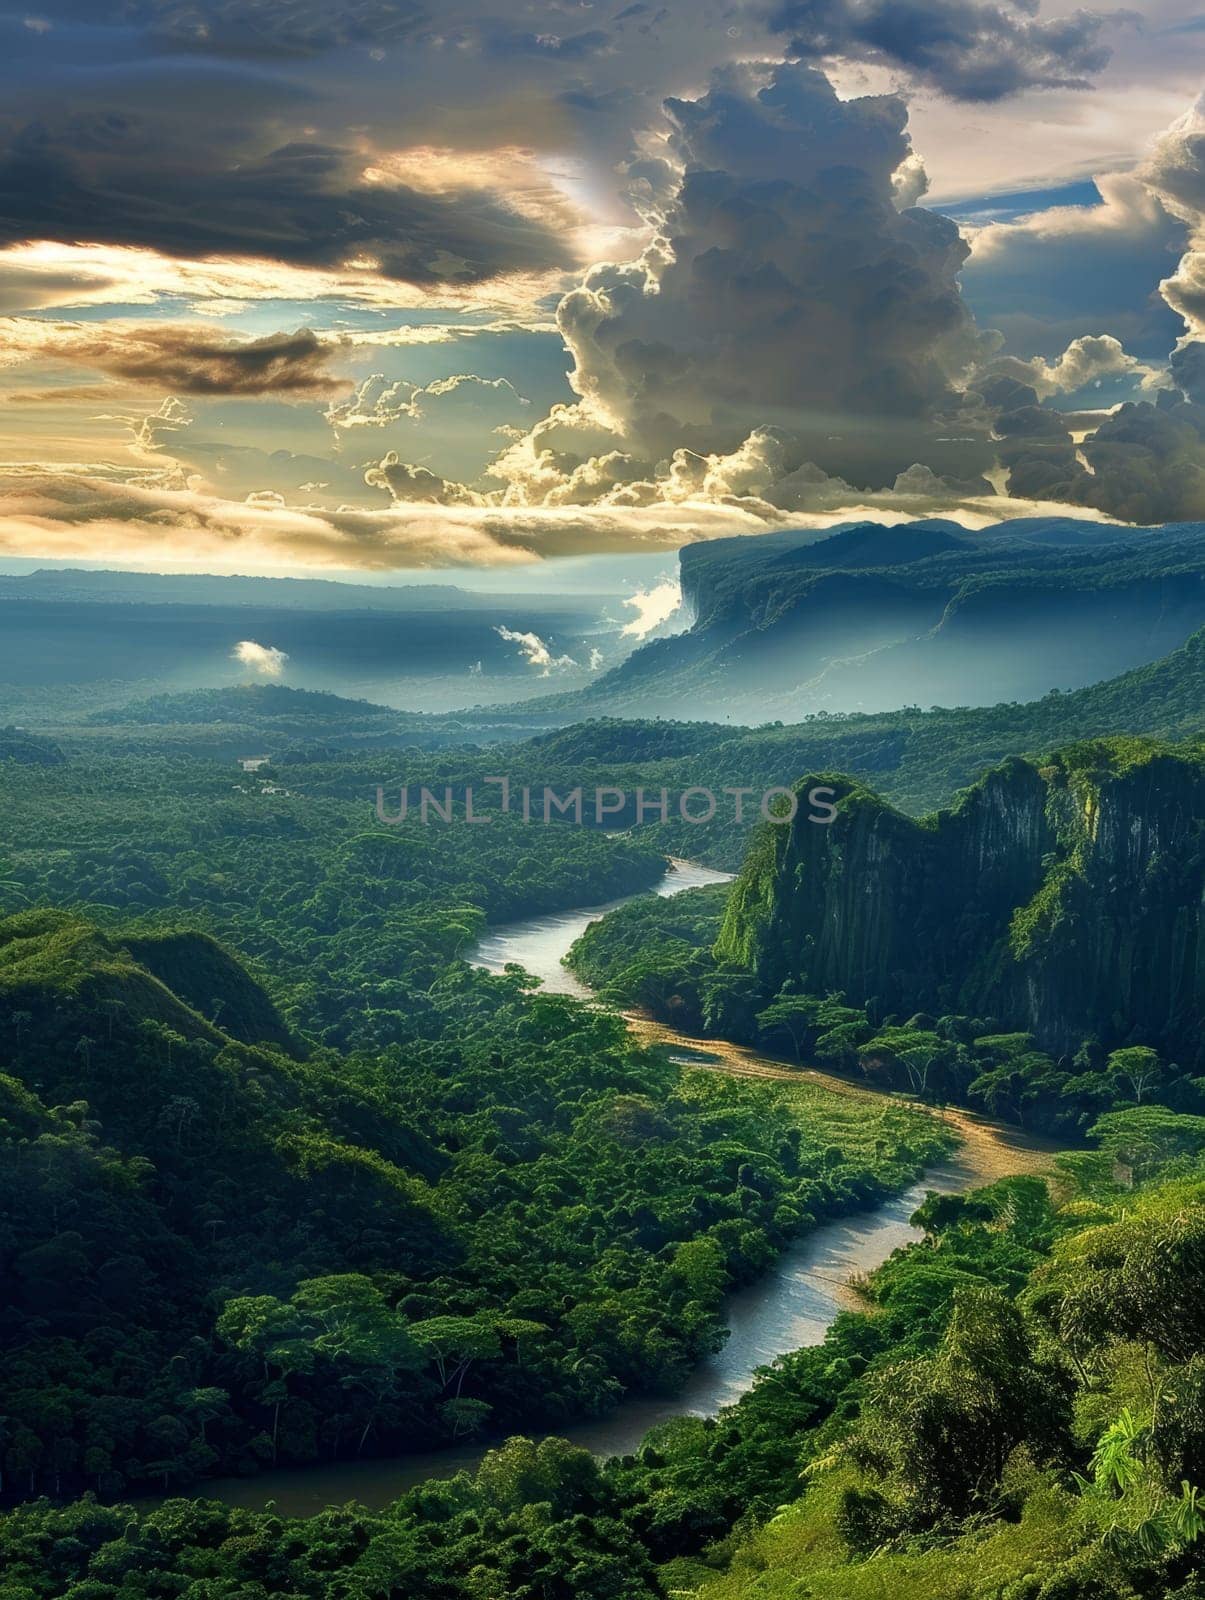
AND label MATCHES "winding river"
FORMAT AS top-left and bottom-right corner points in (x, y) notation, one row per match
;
(197, 859), (1054, 1517)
